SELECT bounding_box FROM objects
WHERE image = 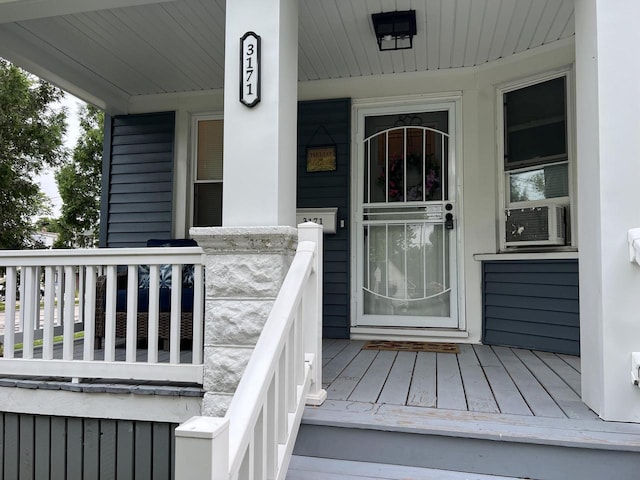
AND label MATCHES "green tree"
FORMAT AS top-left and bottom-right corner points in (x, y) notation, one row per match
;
(0, 59), (67, 249)
(55, 105), (103, 248)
